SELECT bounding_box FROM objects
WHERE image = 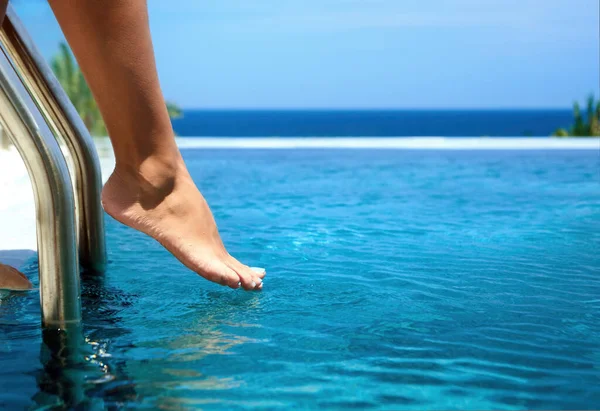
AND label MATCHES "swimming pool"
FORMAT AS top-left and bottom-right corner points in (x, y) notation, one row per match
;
(1, 148), (599, 409)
